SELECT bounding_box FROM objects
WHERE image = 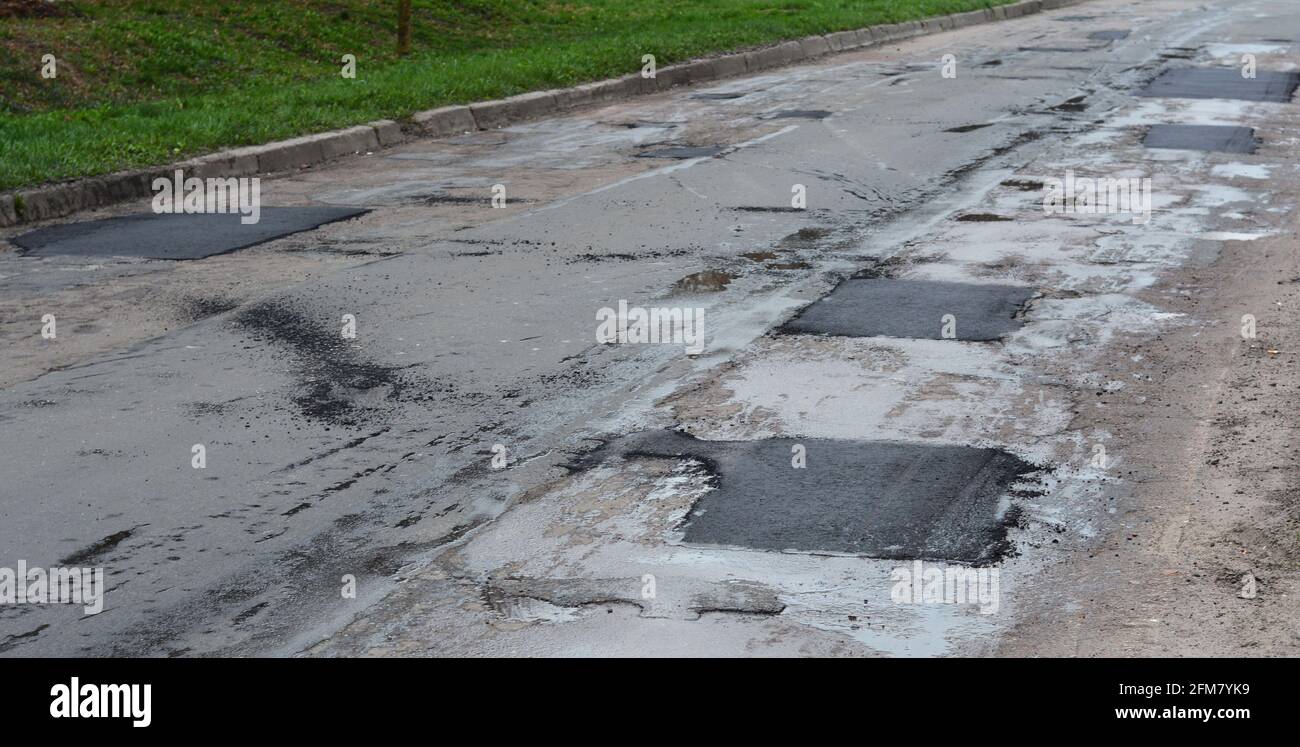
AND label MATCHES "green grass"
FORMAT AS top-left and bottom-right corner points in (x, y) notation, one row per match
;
(0, 0), (1012, 192)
